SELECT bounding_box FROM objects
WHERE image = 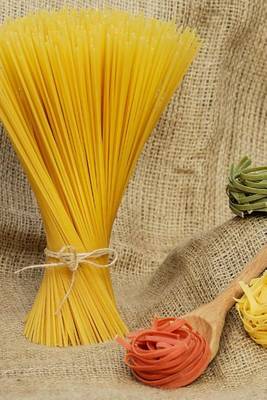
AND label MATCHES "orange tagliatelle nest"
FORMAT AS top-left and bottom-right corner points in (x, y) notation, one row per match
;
(117, 317), (211, 389)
